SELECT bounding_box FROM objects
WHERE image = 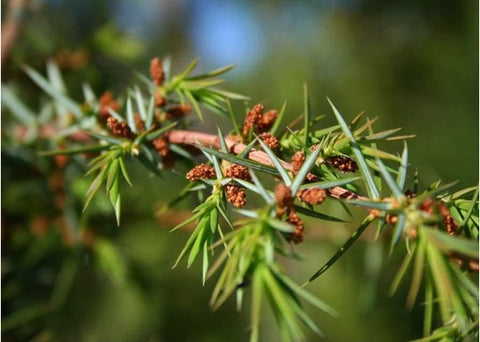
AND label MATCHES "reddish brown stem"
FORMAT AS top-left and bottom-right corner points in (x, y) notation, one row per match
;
(167, 129), (368, 202)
